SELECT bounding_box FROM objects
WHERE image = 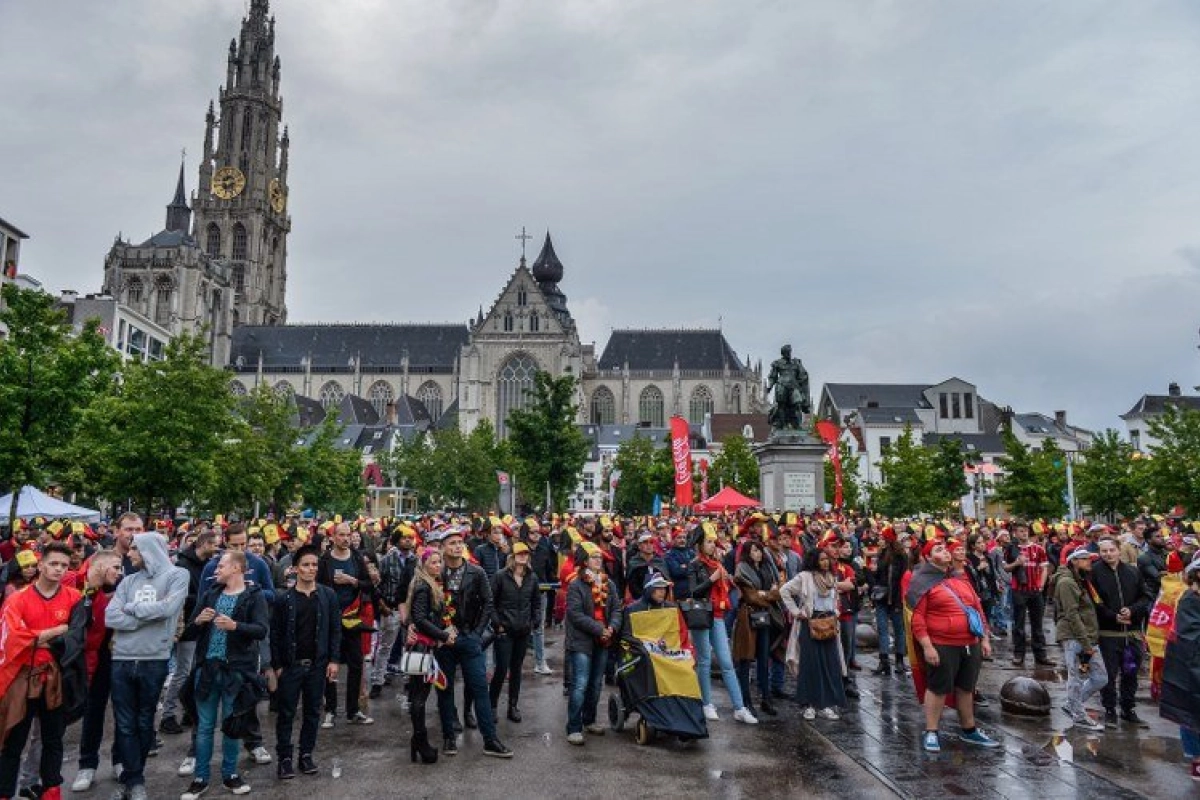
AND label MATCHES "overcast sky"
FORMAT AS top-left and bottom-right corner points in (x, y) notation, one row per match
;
(3, 1), (1199, 433)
